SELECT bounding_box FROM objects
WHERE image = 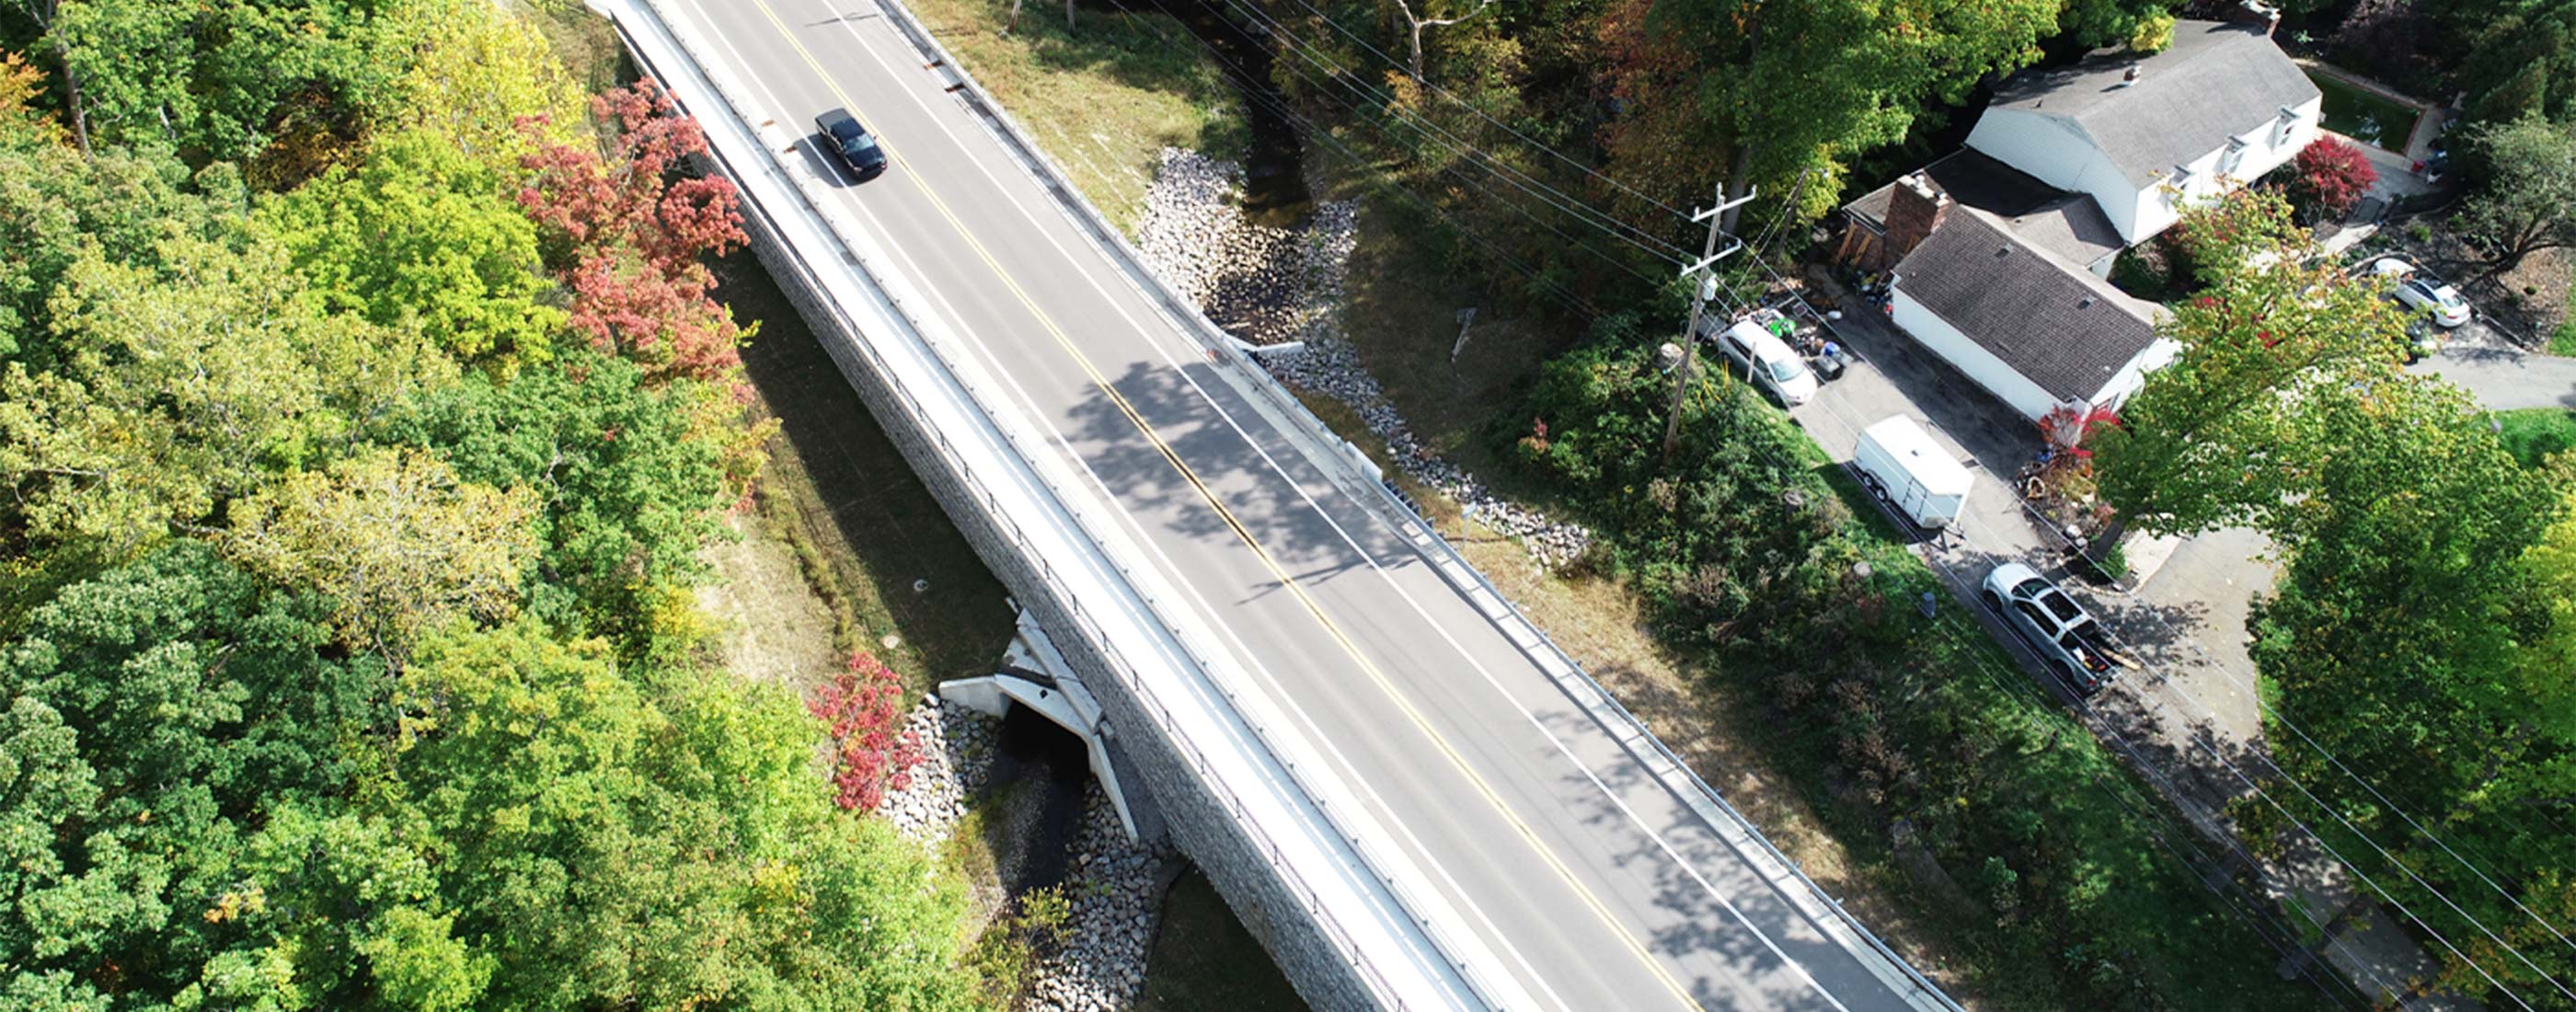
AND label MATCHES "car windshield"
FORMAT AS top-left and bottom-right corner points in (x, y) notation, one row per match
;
(845, 134), (880, 155)
(2012, 577), (2051, 598)
(2432, 286), (2467, 311)
(1766, 356), (1808, 383)
(2041, 592), (2082, 621)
